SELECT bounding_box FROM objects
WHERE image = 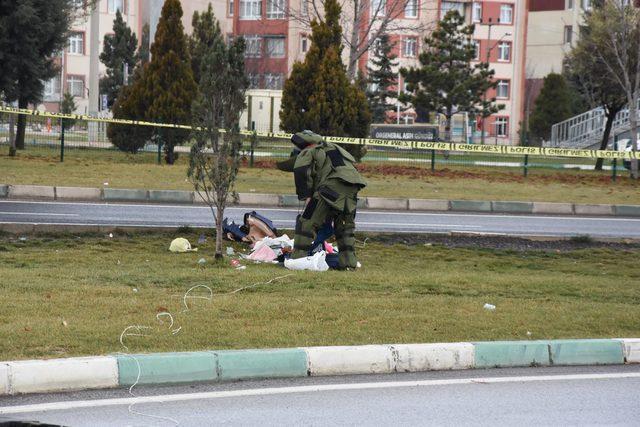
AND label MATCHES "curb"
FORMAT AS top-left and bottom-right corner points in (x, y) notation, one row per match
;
(0, 339), (637, 396)
(1, 184), (639, 217)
